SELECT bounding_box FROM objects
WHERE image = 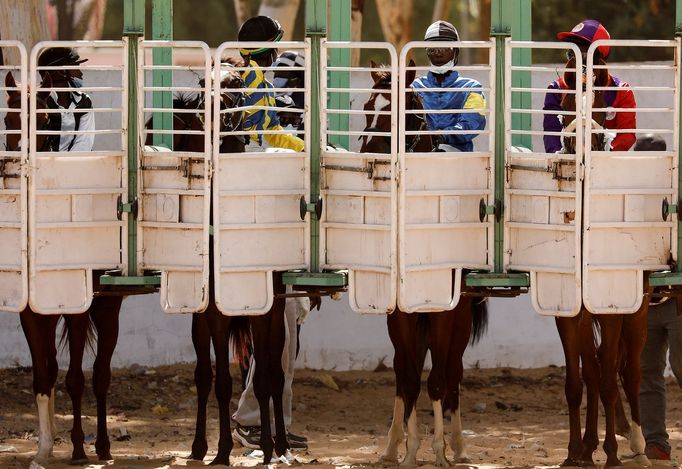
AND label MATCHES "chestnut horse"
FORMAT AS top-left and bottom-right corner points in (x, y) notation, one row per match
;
(361, 63), (489, 466)
(4, 71), (123, 465)
(556, 58), (650, 468)
(144, 67), (291, 465)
